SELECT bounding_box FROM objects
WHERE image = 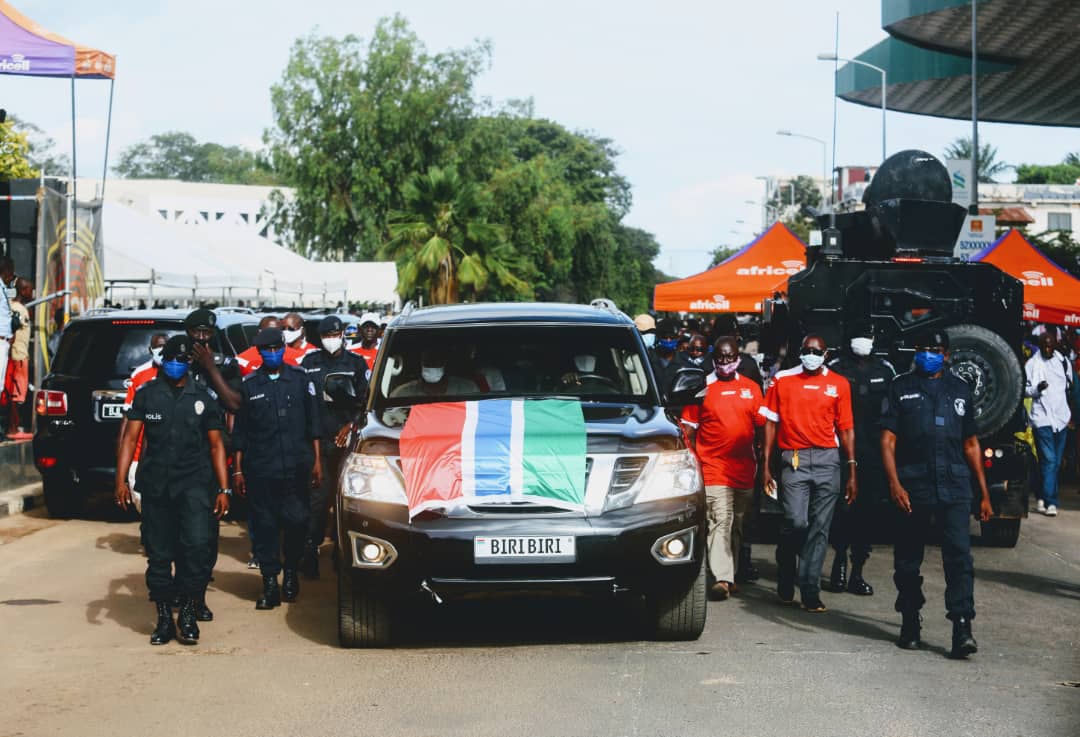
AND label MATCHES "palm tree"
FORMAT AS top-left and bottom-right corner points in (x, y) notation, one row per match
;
(380, 167), (530, 304)
(943, 138), (1012, 183)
